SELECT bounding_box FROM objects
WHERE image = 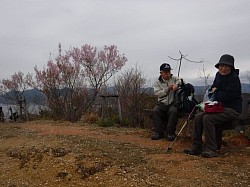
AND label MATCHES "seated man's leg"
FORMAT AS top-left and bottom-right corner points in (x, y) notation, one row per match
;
(192, 112), (206, 150)
(235, 120), (246, 134)
(166, 106), (178, 141)
(184, 112), (205, 155)
(202, 108), (240, 158)
(151, 103), (168, 140)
